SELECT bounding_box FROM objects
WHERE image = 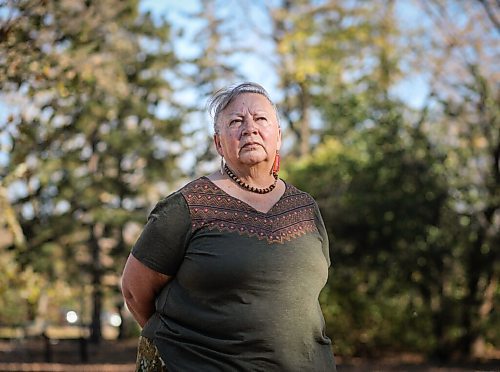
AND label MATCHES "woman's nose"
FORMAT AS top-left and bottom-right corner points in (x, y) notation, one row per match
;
(241, 116), (258, 135)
